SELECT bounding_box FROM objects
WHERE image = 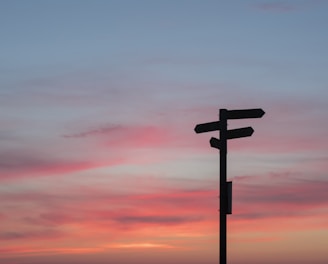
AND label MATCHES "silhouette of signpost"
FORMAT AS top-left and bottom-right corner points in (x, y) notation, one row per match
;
(194, 108), (265, 264)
